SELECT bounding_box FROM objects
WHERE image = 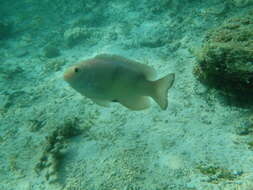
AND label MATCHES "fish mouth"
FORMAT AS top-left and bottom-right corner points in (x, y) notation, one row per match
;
(63, 71), (72, 81)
